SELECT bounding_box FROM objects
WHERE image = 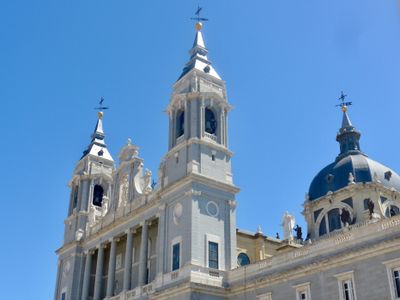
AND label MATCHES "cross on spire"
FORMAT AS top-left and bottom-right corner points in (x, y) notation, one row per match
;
(94, 97), (110, 119)
(191, 5), (209, 23)
(336, 91), (352, 112)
